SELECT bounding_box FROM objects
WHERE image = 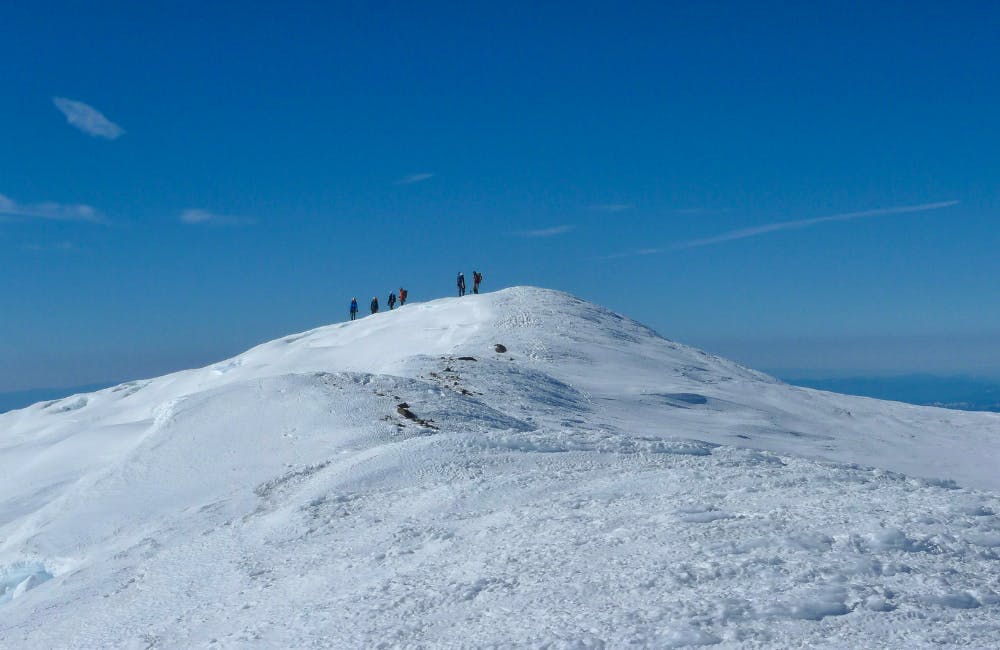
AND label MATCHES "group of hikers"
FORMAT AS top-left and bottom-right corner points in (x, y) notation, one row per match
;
(348, 271), (485, 321)
(350, 287), (408, 320)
